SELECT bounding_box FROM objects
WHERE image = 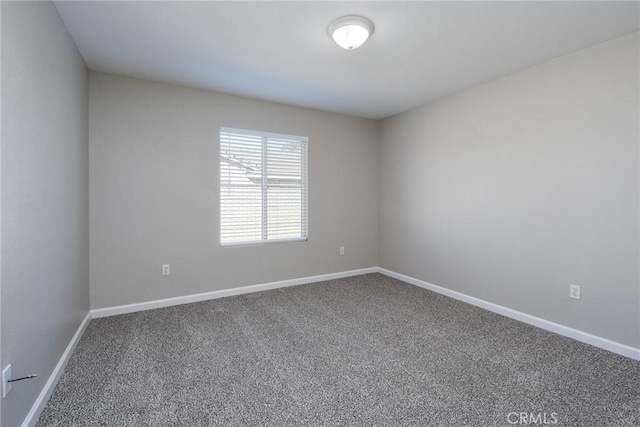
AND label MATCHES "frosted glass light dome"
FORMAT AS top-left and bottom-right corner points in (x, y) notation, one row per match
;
(328, 16), (374, 50)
